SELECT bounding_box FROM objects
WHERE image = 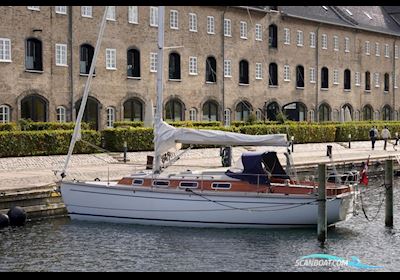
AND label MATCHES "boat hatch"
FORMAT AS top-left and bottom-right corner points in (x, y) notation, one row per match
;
(132, 179), (144, 186)
(179, 181), (199, 189)
(153, 180), (170, 187)
(211, 183), (231, 190)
